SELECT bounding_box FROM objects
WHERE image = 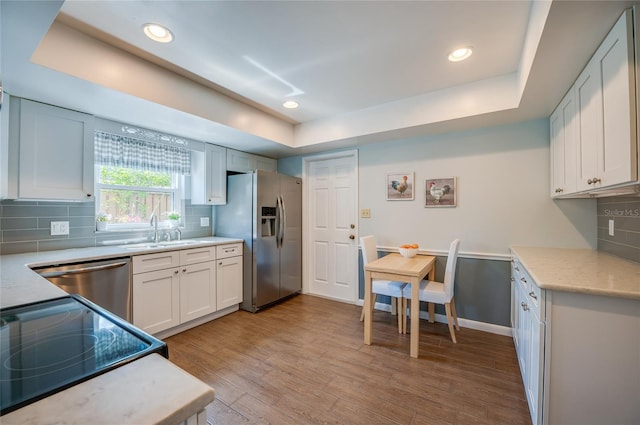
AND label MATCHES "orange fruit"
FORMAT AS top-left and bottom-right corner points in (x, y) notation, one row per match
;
(410, 244), (419, 249)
